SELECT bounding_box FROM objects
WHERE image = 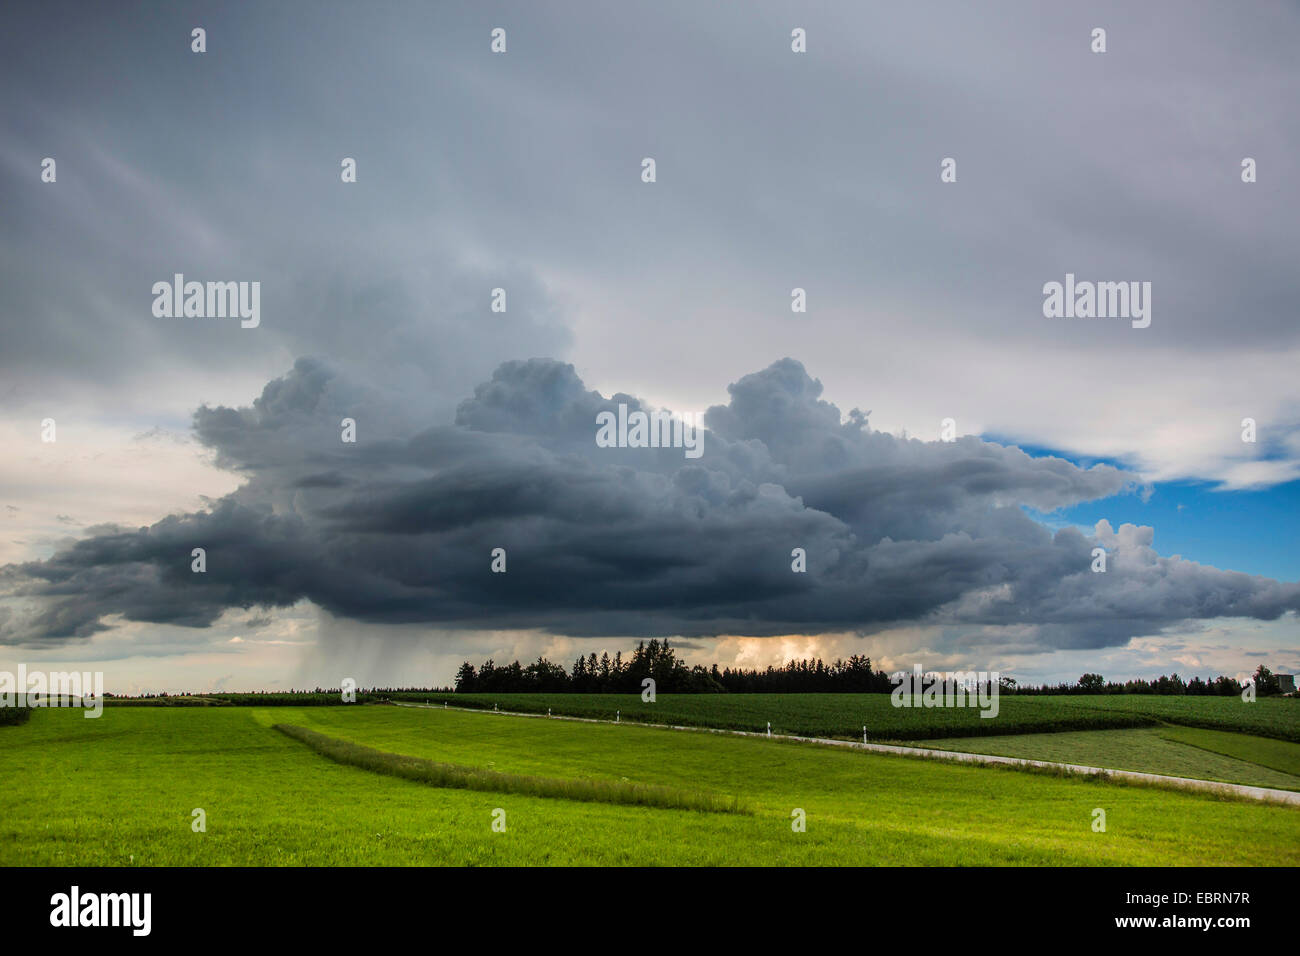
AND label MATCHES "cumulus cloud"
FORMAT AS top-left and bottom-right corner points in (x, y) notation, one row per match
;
(3, 356), (1296, 651)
